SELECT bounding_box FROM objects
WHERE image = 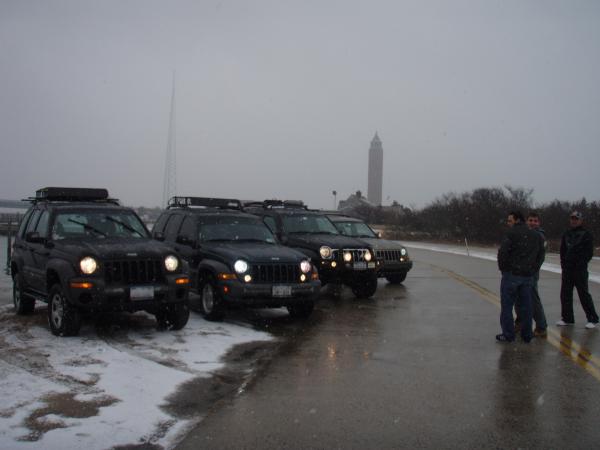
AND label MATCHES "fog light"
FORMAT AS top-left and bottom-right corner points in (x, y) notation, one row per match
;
(343, 252), (352, 262)
(331, 261), (337, 268)
(244, 274), (252, 283)
(300, 274), (307, 282)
